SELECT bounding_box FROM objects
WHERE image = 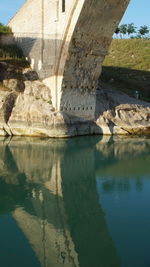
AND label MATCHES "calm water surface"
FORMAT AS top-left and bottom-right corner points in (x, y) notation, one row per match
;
(0, 136), (150, 267)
